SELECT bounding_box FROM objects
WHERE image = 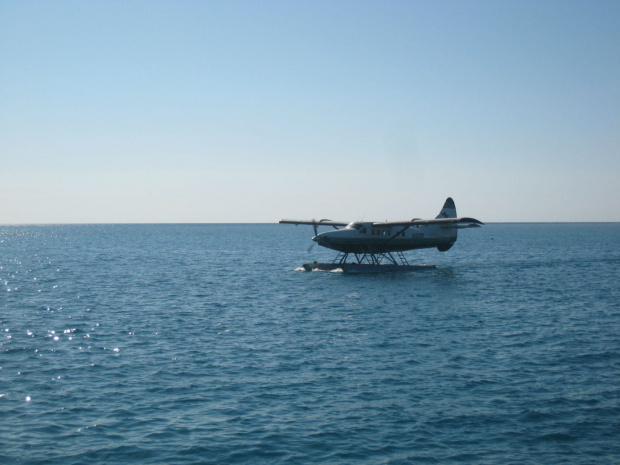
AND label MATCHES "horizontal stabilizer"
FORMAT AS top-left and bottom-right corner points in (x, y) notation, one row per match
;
(442, 223), (482, 229)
